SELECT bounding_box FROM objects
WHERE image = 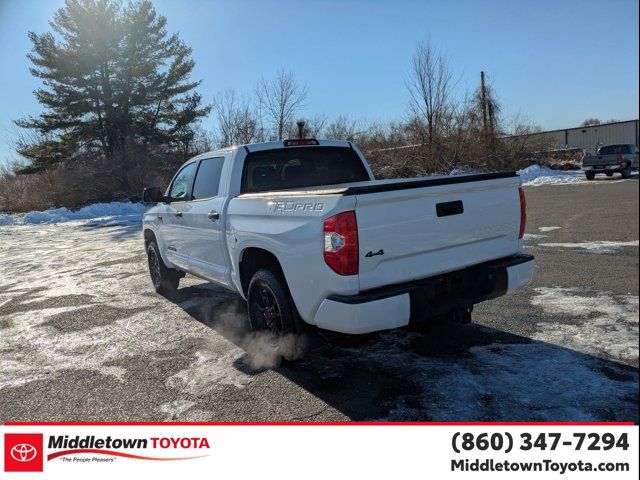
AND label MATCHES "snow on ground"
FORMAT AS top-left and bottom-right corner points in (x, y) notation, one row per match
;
(523, 233), (547, 242)
(450, 164), (635, 186)
(339, 331), (638, 421)
(518, 165), (586, 186)
(362, 285), (639, 420)
(523, 227), (561, 243)
(0, 221), (169, 388)
(0, 218), (274, 399)
(0, 201), (147, 227)
(517, 165), (638, 186)
(0, 223), (254, 403)
(531, 287), (639, 362)
(539, 240), (639, 254)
